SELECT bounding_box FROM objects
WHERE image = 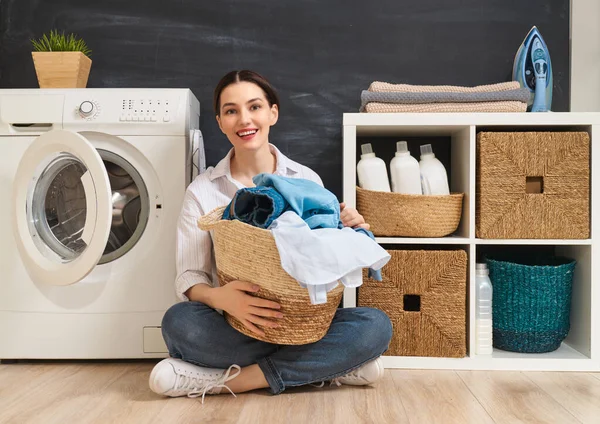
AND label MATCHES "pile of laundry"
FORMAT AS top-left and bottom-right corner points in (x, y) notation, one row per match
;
(222, 173), (390, 305)
(360, 81), (530, 113)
